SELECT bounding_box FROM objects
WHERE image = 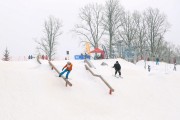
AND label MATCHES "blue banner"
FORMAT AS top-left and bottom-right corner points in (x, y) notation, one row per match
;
(74, 55), (90, 60)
